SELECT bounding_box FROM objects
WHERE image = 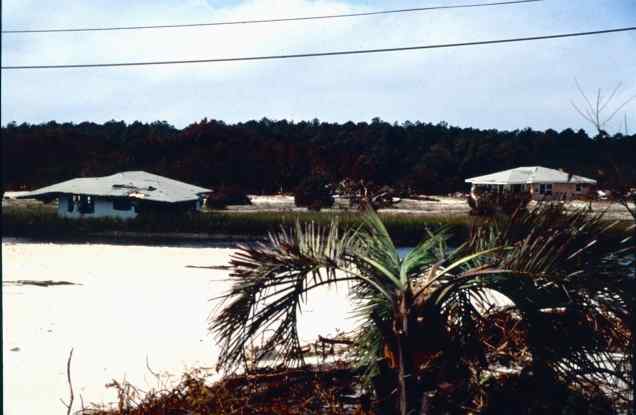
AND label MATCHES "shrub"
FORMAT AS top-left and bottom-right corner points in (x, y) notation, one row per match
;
(206, 186), (251, 209)
(336, 179), (398, 210)
(294, 176), (334, 211)
(468, 189), (530, 216)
